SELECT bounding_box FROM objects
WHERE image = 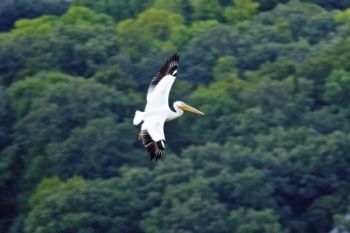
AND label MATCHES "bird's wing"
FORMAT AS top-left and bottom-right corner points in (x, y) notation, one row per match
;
(147, 53), (179, 94)
(145, 53), (179, 111)
(142, 116), (166, 142)
(141, 129), (165, 161)
(141, 116), (166, 161)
